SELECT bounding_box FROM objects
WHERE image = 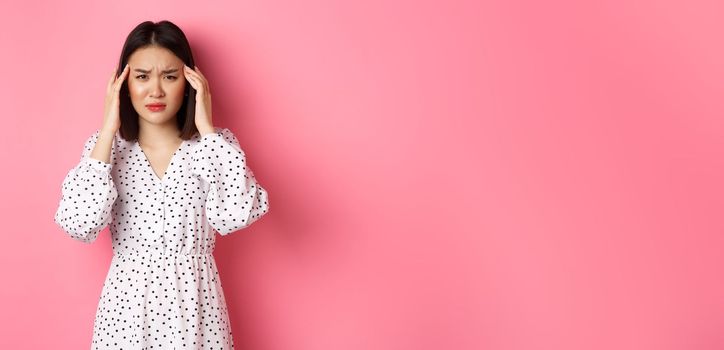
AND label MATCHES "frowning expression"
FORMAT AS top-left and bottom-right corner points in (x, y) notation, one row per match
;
(127, 46), (186, 126)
